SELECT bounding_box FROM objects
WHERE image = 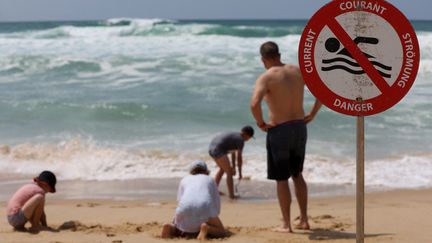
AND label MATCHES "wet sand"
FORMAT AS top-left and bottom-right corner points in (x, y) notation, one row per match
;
(0, 175), (358, 202)
(1, 186), (431, 243)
